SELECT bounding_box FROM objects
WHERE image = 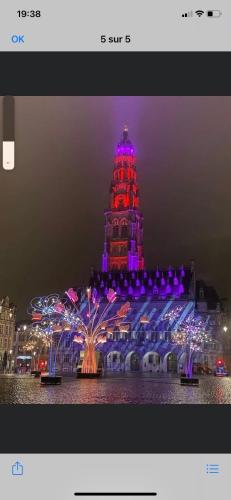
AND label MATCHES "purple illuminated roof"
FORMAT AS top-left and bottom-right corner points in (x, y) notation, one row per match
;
(89, 267), (194, 301)
(116, 127), (135, 156)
